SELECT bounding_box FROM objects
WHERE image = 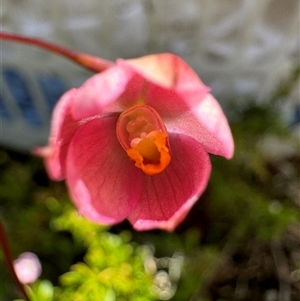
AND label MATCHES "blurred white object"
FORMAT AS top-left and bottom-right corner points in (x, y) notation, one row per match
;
(1, 0), (299, 151)
(13, 252), (42, 284)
